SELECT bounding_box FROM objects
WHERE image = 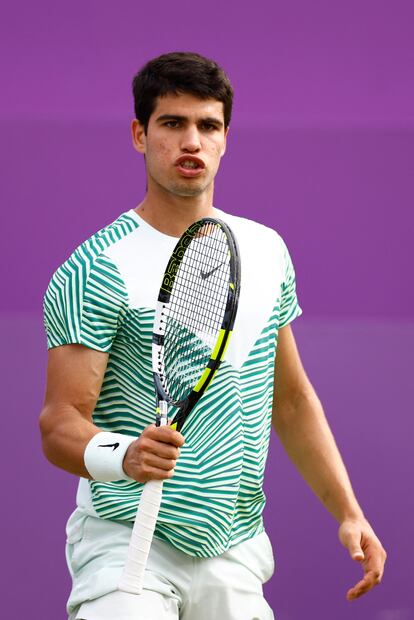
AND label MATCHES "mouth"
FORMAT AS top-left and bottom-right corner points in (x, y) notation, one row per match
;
(175, 155), (206, 177)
